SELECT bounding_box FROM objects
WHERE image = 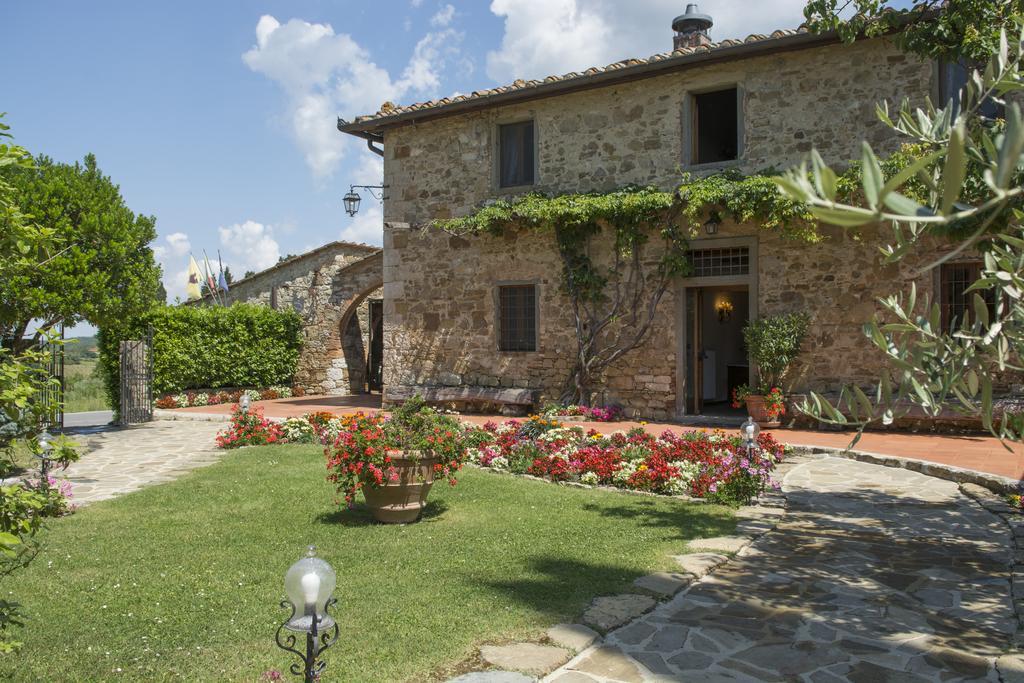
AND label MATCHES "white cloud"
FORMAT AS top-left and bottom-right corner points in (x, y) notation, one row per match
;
(431, 4), (456, 27)
(243, 15), (462, 180)
(411, 0), (424, 6)
(218, 220), (282, 274)
(151, 232), (195, 302)
(486, 0), (807, 83)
